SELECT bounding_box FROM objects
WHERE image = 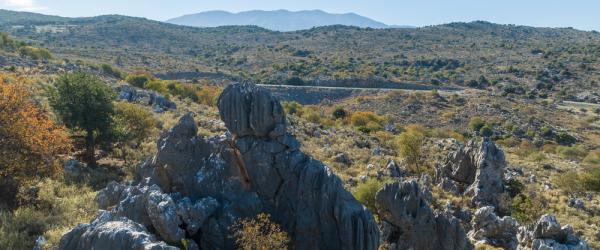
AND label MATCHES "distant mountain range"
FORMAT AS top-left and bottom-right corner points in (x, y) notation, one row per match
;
(166, 9), (408, 31)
